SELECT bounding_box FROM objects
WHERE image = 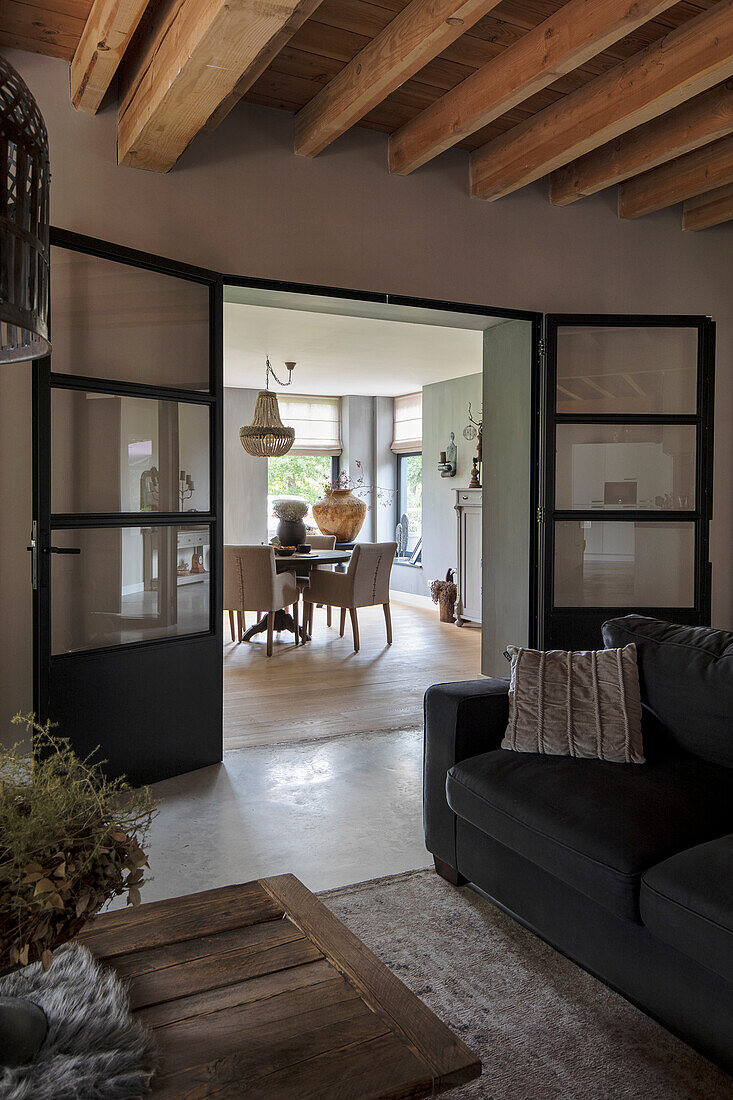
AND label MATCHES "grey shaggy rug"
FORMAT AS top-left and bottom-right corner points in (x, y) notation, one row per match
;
(323, 869), (733, 1100)
(0, 944), (156, 1100)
